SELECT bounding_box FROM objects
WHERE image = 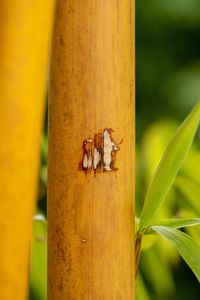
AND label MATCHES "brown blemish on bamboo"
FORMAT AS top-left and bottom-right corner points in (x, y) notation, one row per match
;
(79, 128), (121, 174)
